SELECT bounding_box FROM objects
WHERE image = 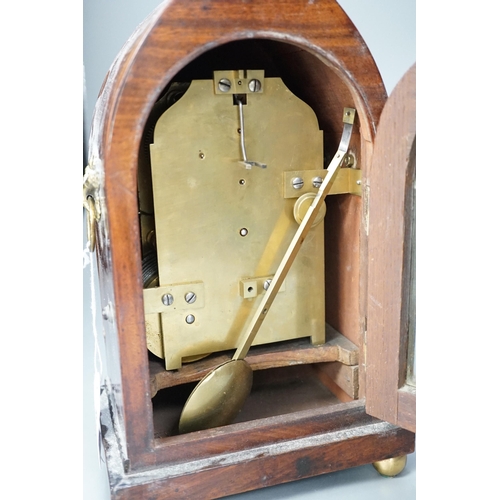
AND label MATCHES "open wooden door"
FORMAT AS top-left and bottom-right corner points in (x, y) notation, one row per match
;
(365, 64), (416, 433)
